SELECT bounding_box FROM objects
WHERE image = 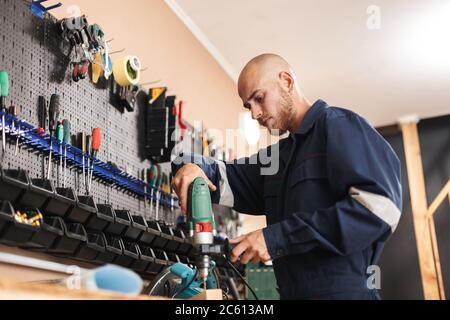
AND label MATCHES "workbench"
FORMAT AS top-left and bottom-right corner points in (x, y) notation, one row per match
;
(0, 245), (222, 300)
